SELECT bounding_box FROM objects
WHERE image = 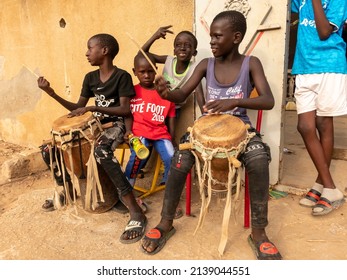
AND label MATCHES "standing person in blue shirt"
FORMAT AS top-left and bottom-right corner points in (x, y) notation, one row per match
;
(291, 0), (347, 215)
(343, 20), (347, 58)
